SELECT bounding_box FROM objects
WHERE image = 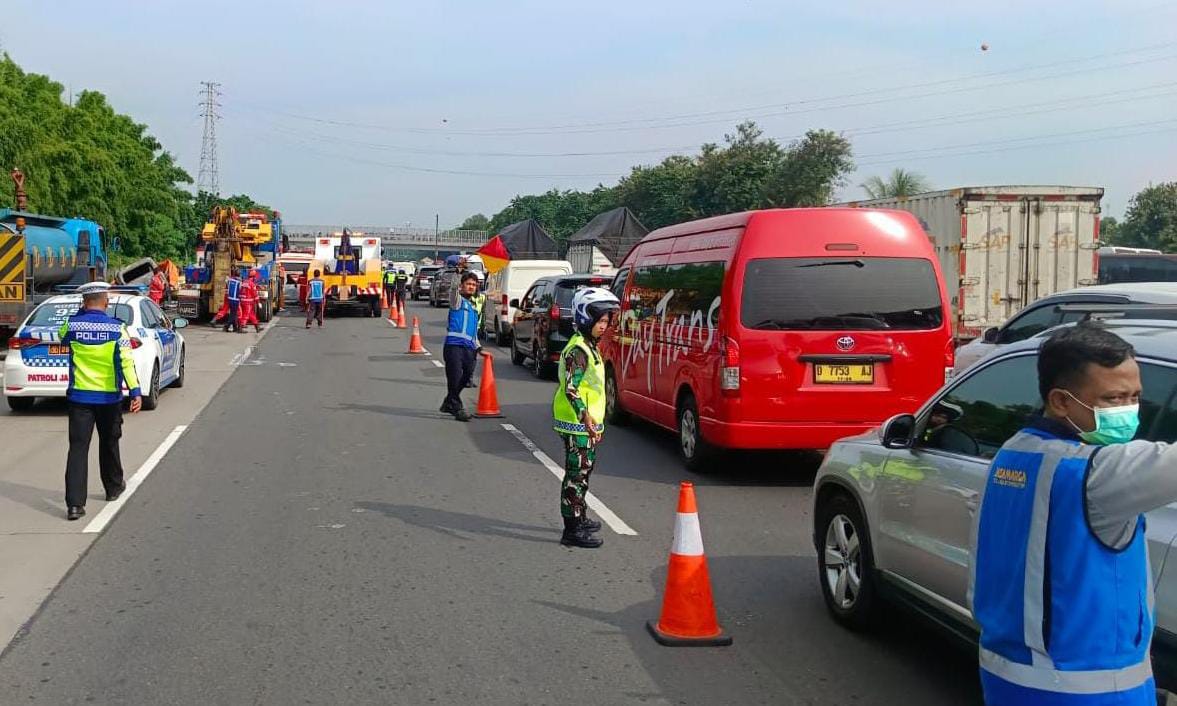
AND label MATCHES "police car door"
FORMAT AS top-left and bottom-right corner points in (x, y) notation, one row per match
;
(139, 302), (175, 382)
